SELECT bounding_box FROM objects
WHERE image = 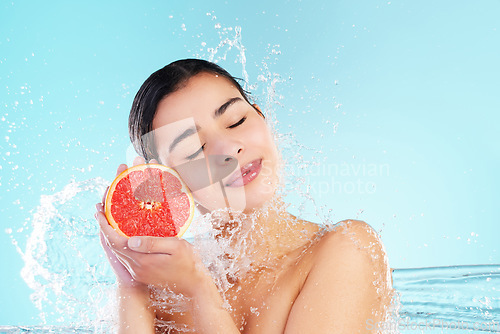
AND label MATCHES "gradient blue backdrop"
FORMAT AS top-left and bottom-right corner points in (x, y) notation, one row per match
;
(1, 0), (499, 325)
